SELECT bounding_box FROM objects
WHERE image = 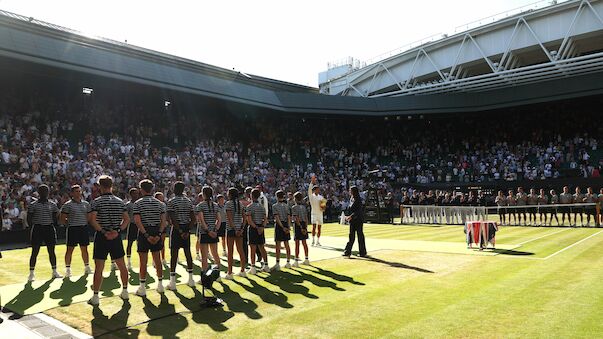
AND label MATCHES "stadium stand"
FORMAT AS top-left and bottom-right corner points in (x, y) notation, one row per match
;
(1, 71), (603, 234)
